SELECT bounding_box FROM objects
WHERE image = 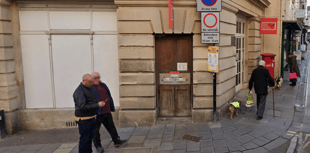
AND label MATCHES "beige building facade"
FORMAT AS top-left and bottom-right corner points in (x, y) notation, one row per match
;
(116, 0), (272, 126)
(0, 0), (287, 135)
